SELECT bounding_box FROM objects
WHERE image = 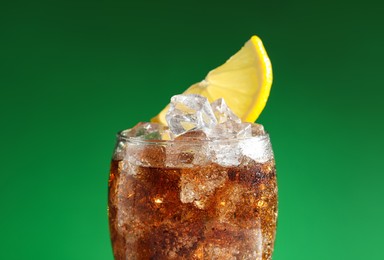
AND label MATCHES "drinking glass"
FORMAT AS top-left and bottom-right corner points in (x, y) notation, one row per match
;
(108, 129), (277, 259)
